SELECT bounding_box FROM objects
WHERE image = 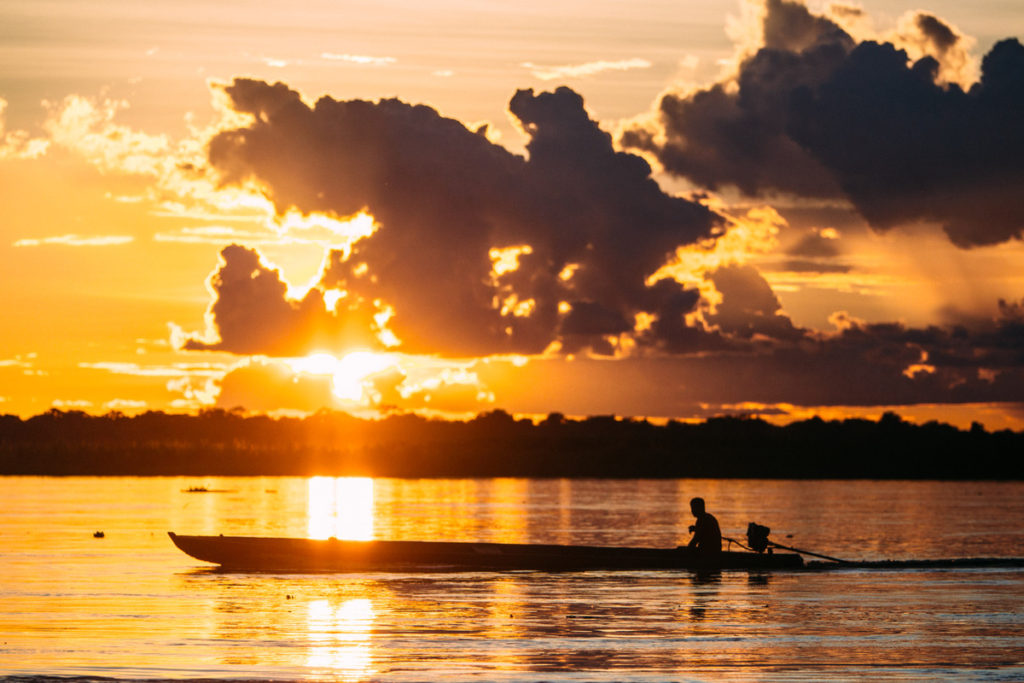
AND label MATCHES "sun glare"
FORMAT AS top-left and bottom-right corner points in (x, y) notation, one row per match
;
(290, 352), (340, 375)
(287, 351), (397, 403)
(333, 351), (395, 401)
(308, 476), (375, 540)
